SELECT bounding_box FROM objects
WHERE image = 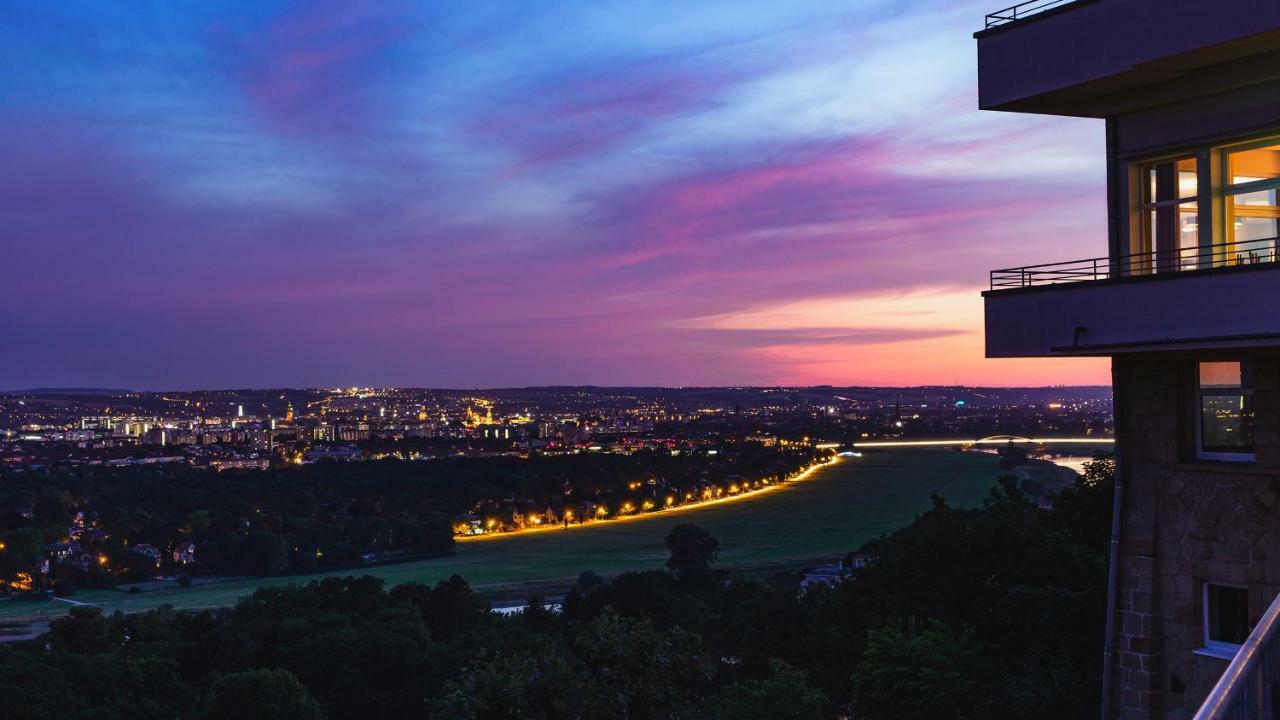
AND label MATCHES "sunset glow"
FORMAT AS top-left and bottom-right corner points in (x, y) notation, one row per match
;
(0, 0), (1108, 389)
